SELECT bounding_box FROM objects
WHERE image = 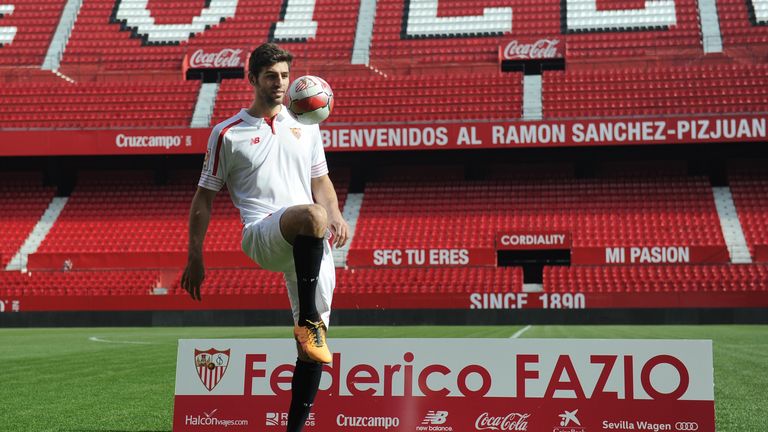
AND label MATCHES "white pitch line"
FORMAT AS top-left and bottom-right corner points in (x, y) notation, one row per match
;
(88, 336), (156, 345)
(510, 325), (532, 339)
